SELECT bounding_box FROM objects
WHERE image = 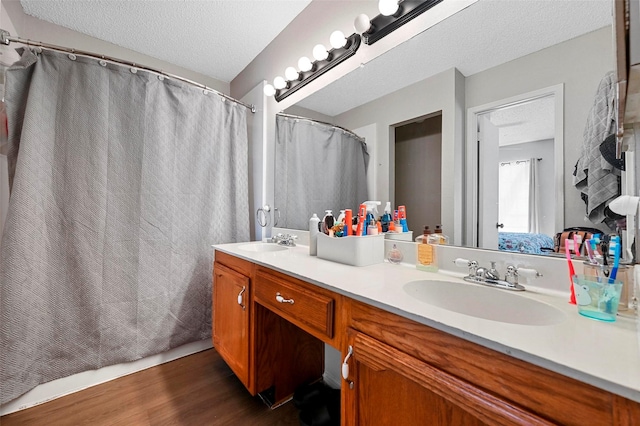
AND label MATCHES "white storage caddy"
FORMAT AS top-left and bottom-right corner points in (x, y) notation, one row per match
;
(316, 233), (385, 266)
